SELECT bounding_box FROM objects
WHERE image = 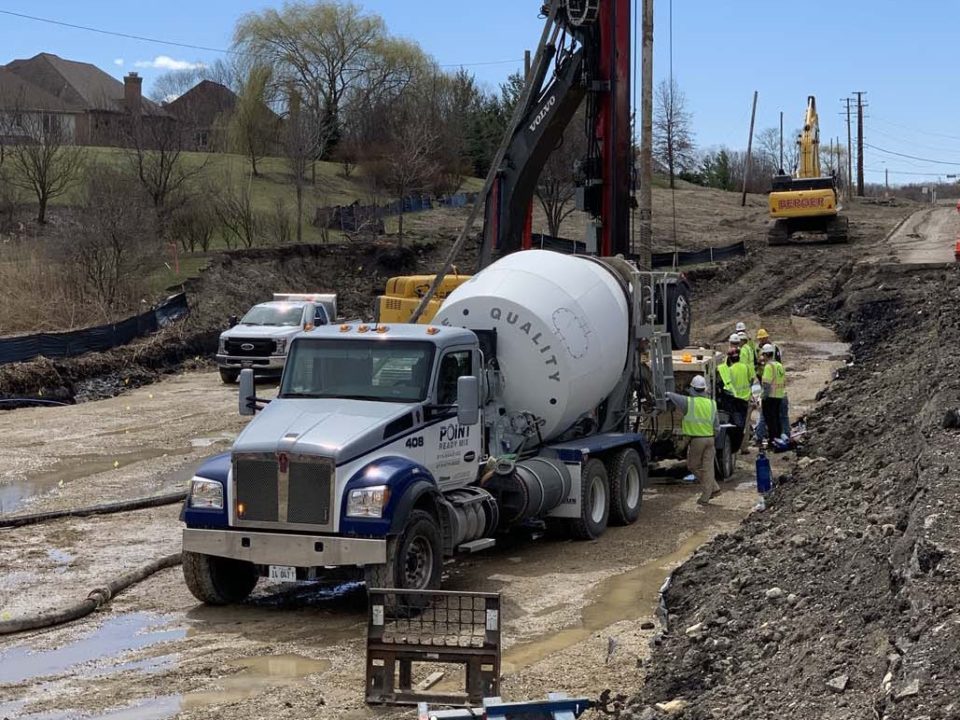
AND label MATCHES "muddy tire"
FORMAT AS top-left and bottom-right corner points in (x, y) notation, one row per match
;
(219, 368), (239, 384)
(364, 510), (442, 614)
(566, 458), (610, 540)
(608, 448), (645, 526)
(182, 551), (258, 605)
